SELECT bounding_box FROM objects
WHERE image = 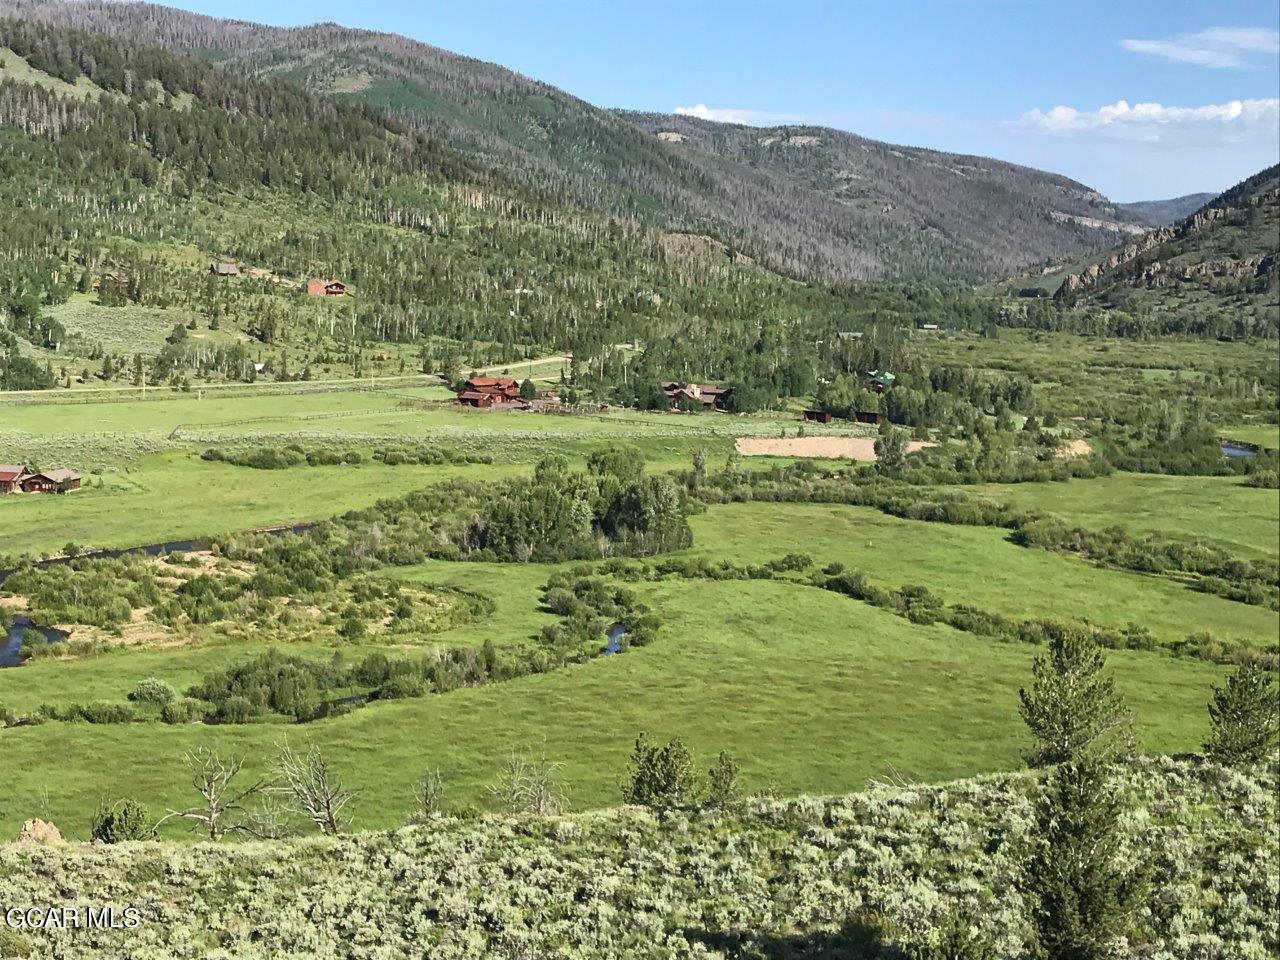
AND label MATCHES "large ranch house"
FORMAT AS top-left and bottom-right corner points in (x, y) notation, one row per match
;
(0, 465), (81, 494)
(662, 382), (733, 412)
(456, 376), (526, 409)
